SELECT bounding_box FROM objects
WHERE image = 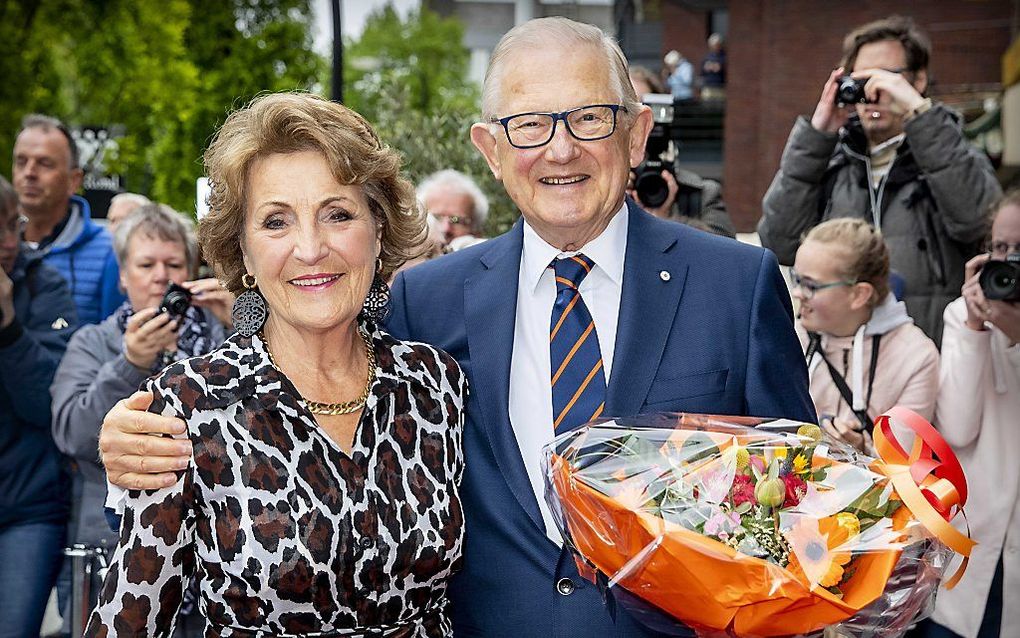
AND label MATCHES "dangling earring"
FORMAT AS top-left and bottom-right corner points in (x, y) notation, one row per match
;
(232, 273), (269, 337)
(361, 258), (390, 323)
